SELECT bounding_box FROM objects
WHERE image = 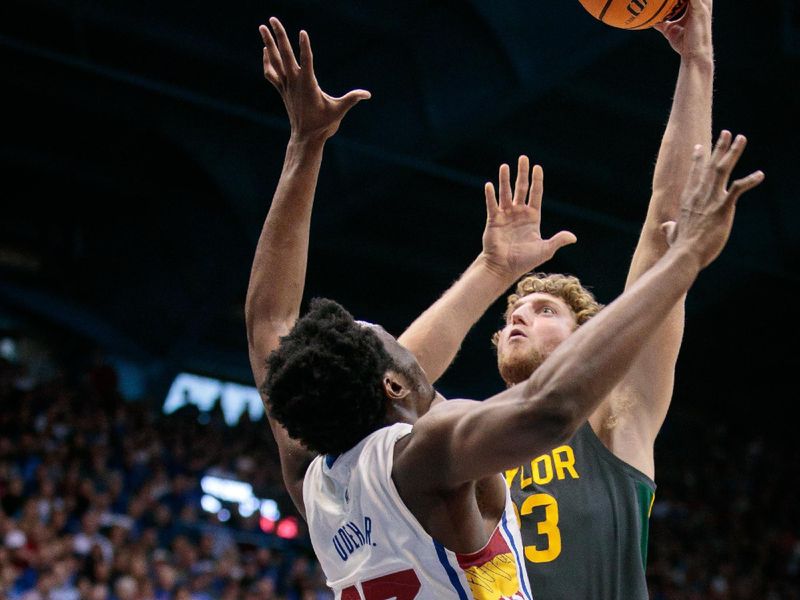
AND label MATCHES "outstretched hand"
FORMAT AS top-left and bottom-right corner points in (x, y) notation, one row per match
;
(662, 130), (764, 268)
(480, 156), (576, 280)
(654, 0), (712, 60)
(260, 17), (371, 141)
